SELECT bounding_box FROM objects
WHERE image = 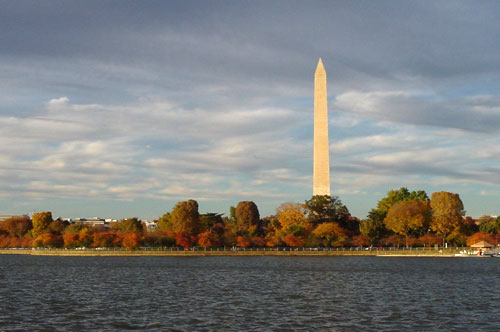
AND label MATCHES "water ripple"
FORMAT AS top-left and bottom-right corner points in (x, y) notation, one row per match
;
(0, 256), (498, 331)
